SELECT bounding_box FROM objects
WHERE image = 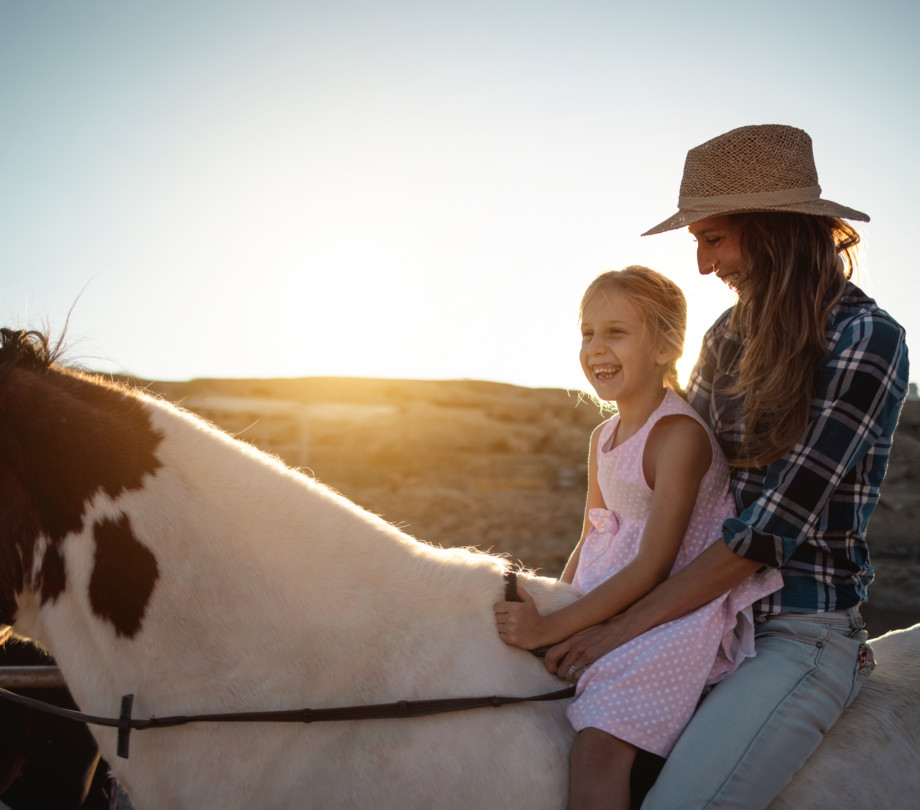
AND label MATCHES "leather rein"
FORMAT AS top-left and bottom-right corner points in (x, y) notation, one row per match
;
(0, 572), (574, 759)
